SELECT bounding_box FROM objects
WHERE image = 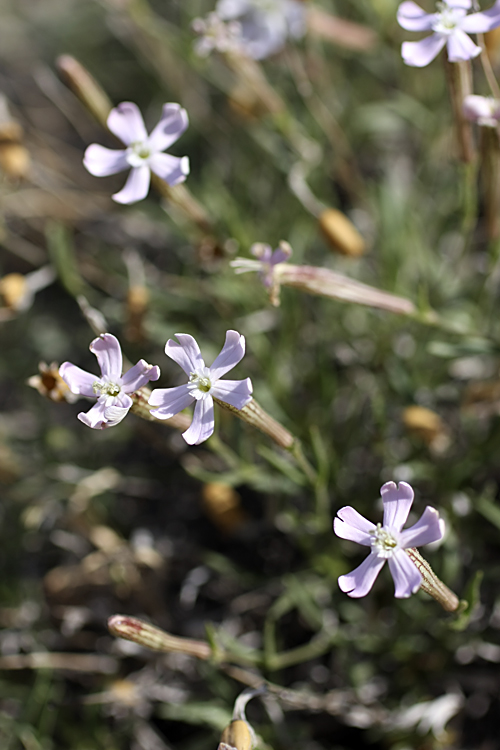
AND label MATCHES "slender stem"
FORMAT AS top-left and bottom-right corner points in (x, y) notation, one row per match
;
(478, 36), (500, 100)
